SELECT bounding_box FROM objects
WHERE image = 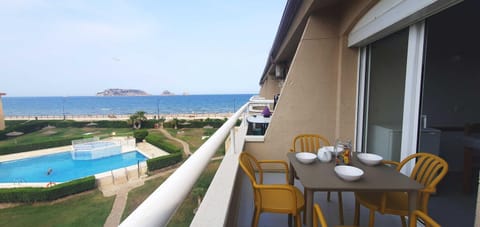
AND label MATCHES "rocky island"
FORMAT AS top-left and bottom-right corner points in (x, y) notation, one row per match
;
(96, 89), (150, 96)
